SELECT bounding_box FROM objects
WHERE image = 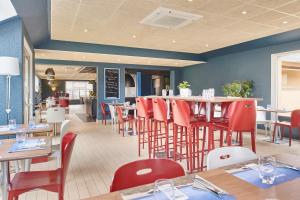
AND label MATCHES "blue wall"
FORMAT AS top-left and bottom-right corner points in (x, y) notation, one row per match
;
(0, 17), (24, 125)
(0, 17), (34, 125)
(181, 39), (300, 107)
